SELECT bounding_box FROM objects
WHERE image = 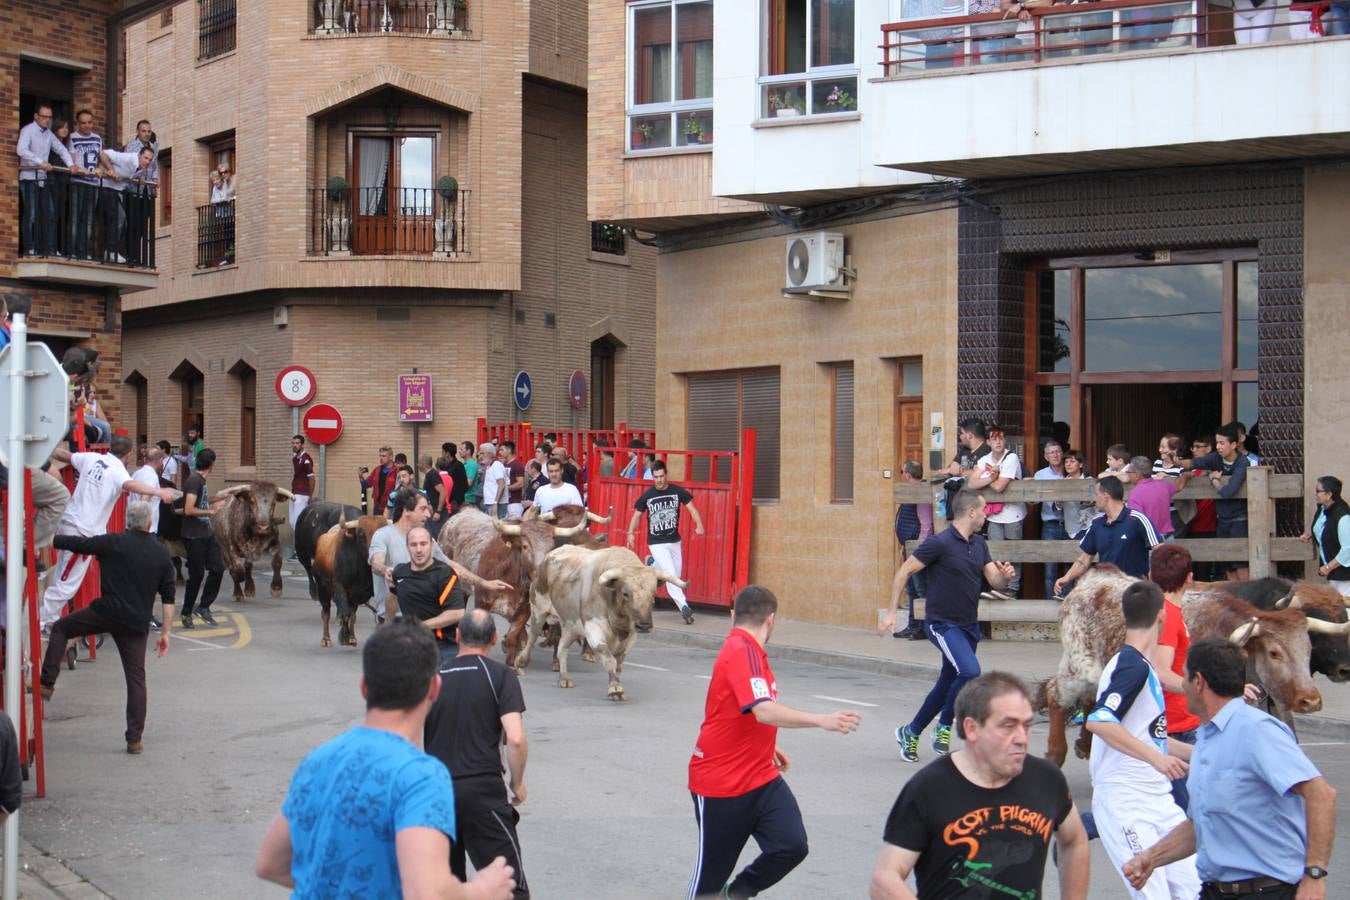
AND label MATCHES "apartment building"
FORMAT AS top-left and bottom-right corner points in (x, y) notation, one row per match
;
(589, 0), (1350, 626)
(117, 0), (655, 502)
